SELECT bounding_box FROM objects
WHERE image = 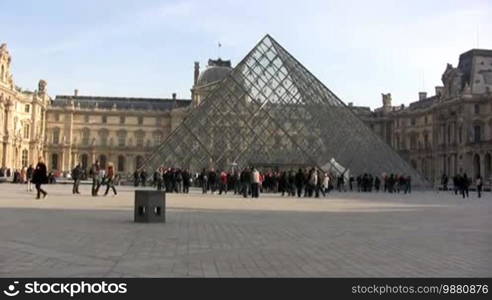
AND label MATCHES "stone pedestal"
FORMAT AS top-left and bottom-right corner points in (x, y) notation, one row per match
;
(134, 190), (166, 223)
